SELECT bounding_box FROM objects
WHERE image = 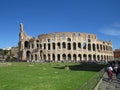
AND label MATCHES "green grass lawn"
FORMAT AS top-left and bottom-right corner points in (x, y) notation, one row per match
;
(0, 62), (106, 90)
